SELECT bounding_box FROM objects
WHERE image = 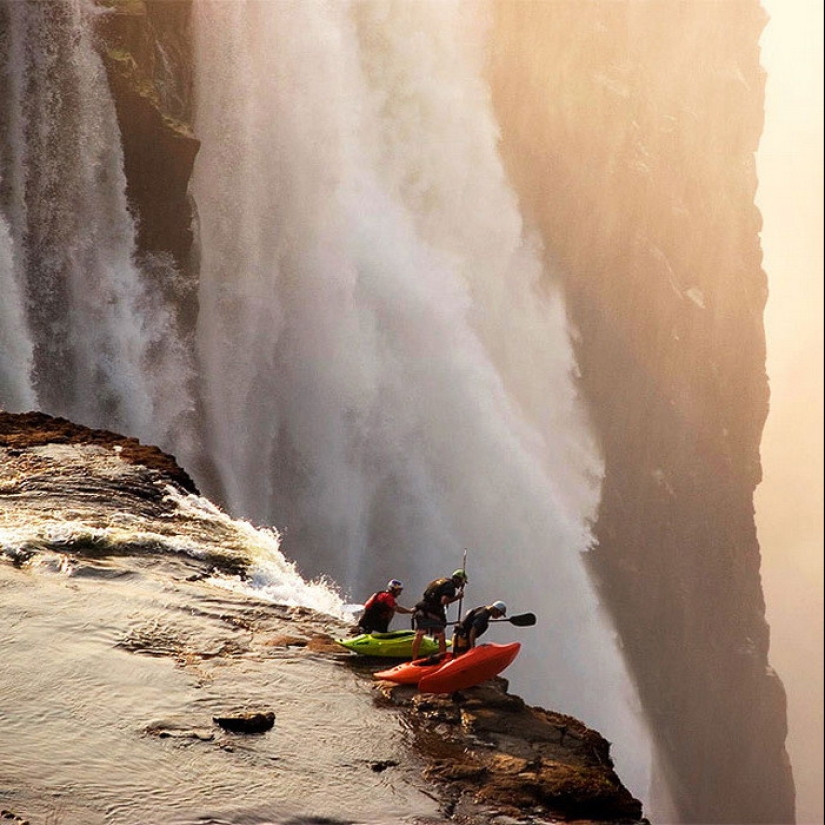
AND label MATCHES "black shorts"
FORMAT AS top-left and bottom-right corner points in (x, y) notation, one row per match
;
(414, 610), (446, 633)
